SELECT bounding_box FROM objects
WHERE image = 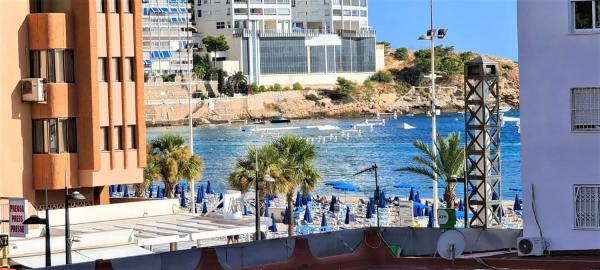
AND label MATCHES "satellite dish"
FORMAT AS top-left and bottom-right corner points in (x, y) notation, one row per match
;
(436, 230), (466, 260)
